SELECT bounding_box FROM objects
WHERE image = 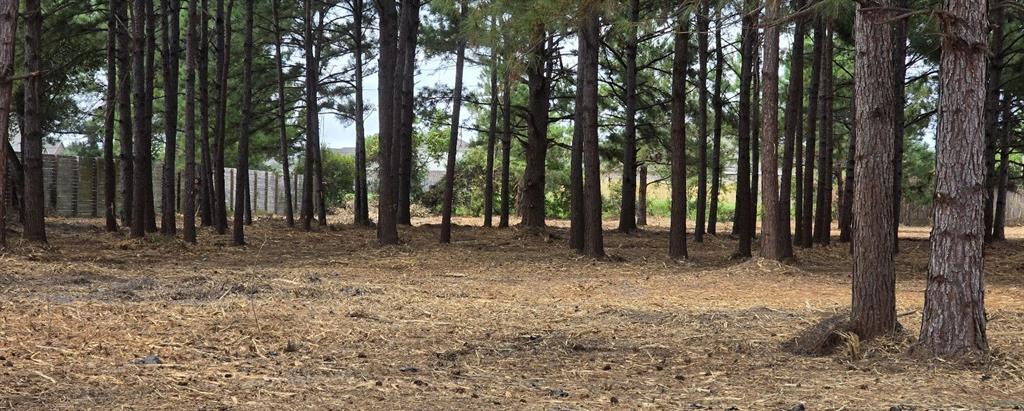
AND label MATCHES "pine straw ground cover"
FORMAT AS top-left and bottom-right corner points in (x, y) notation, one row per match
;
(0, 216), (1022, 410)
